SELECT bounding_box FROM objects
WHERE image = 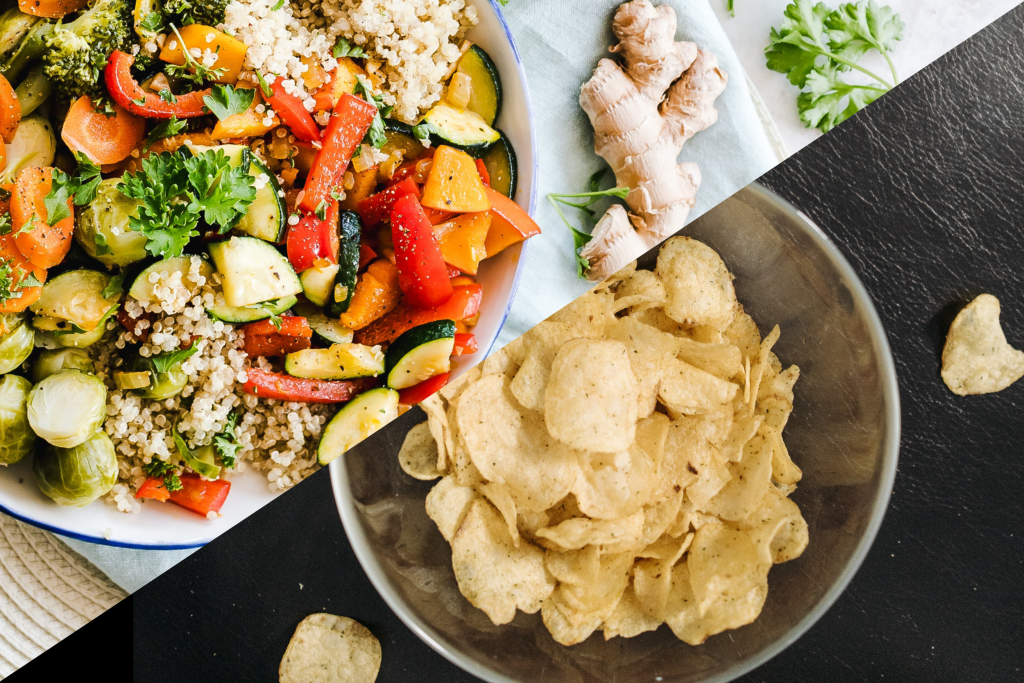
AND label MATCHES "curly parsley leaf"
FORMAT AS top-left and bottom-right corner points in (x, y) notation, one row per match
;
(0, 213), (10, 236)
(213, 410), (242, 469)
(144, 116), (187, 152)
(203, 84), (256, 121)
(183, 150), (257, 230)
(143, 459), (183, 493)
(333, 36), (367, 59)
(150, 341), (199, 374)
(140, 11), (166, 33)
